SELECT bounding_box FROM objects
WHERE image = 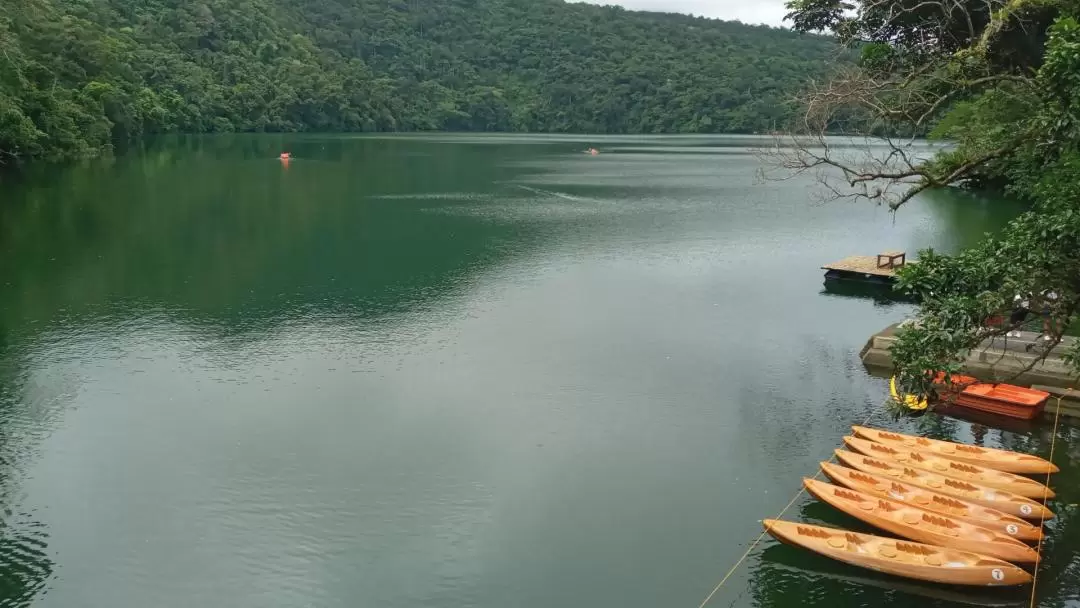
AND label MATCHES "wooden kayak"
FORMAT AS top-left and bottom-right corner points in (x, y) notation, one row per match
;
(803, 479), (1038, 563)
(763, 519), (1032, 586)
(834, 449), (1054, 521)
(843, 436), (1054, 500)
(851, 425), (1058, 475)
(820, 462), (1043, 542)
